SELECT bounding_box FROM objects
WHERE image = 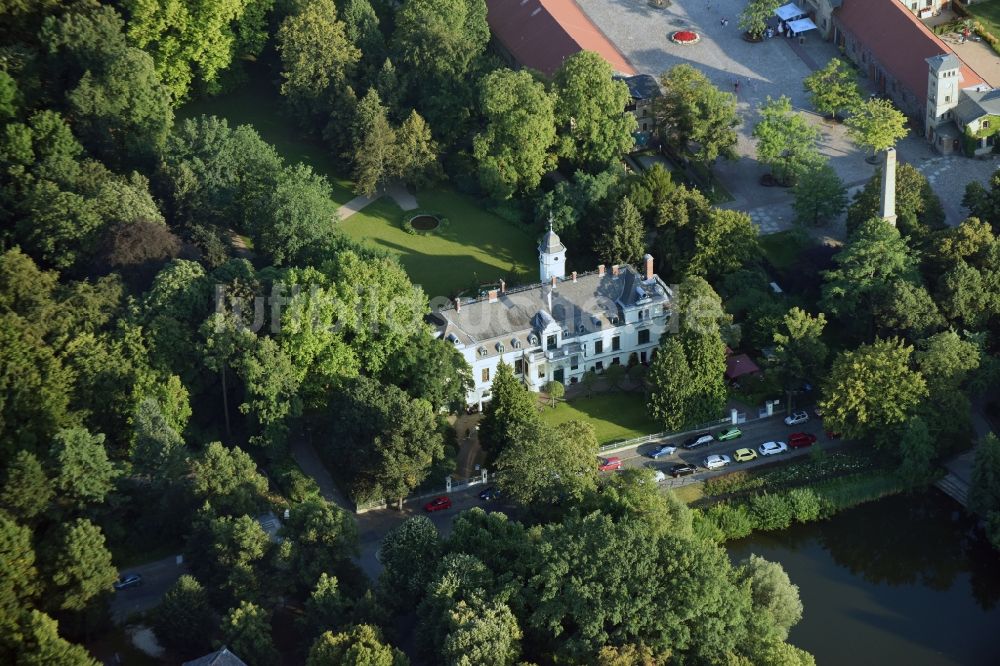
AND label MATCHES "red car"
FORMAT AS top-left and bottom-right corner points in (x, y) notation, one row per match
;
(598, 456), (623, 472)
(788, 432), (817, 448)
(424, 496), (452, 512)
